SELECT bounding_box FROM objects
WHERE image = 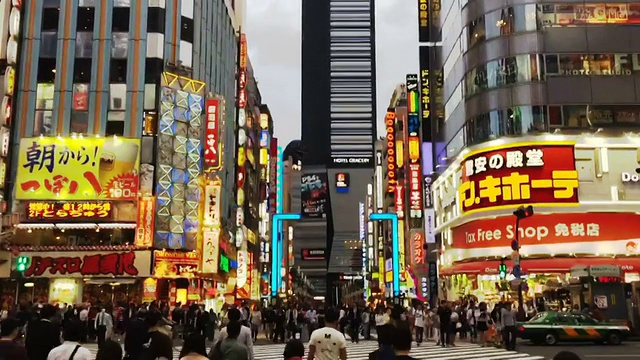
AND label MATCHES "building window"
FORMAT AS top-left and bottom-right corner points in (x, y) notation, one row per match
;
(75, 32), (93, 58)
(70, 111), (89, 134)
(42, 8), (60, 31)
(110, 84), (127, 111)
(37, 58), (57, 83)
(147, 7), (166, 33)
(72, 84), (89, 111)
(40, 32), (58, 58)
(110, 59), (128, 83)
(112, 7), (130, 32)
(73, 58), (92, 83)
(181, 16), (194, 43)
(106, 111), (125, 136)
(112, 33), (129, 59)
(77, 7), (95, 32)
(43, 0), (61, 7)
(145, 58), (164, 83)
(35, 83), (55, 136)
